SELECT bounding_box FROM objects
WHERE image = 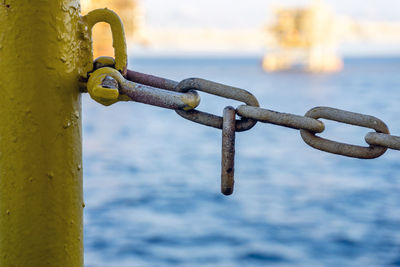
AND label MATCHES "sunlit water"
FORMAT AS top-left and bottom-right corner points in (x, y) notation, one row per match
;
(83, 57), (400, 267)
